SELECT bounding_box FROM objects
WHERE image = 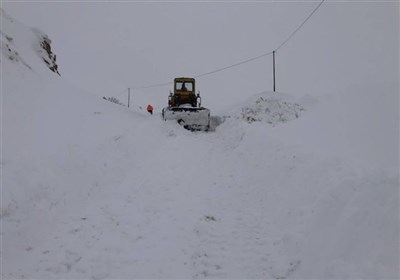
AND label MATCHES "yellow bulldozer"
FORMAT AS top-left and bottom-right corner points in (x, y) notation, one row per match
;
(162, 77), (210, 131)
